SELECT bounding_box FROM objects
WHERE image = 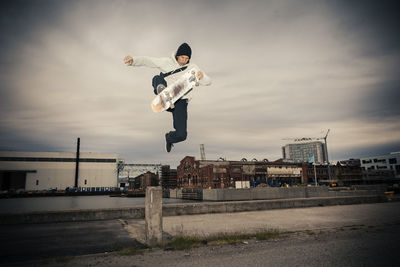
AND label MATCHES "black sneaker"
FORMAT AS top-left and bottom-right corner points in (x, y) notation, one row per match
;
(165, 134), (173, 153)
